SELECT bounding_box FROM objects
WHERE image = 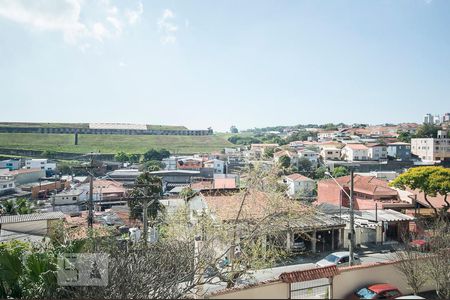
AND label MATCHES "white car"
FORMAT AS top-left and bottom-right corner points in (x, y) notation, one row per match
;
(316, 251), (361, 267)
